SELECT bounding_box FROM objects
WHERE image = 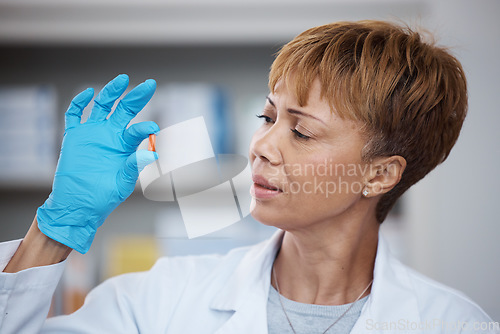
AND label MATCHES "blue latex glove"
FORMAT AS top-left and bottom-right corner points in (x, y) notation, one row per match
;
(37, 74), (159, 254)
